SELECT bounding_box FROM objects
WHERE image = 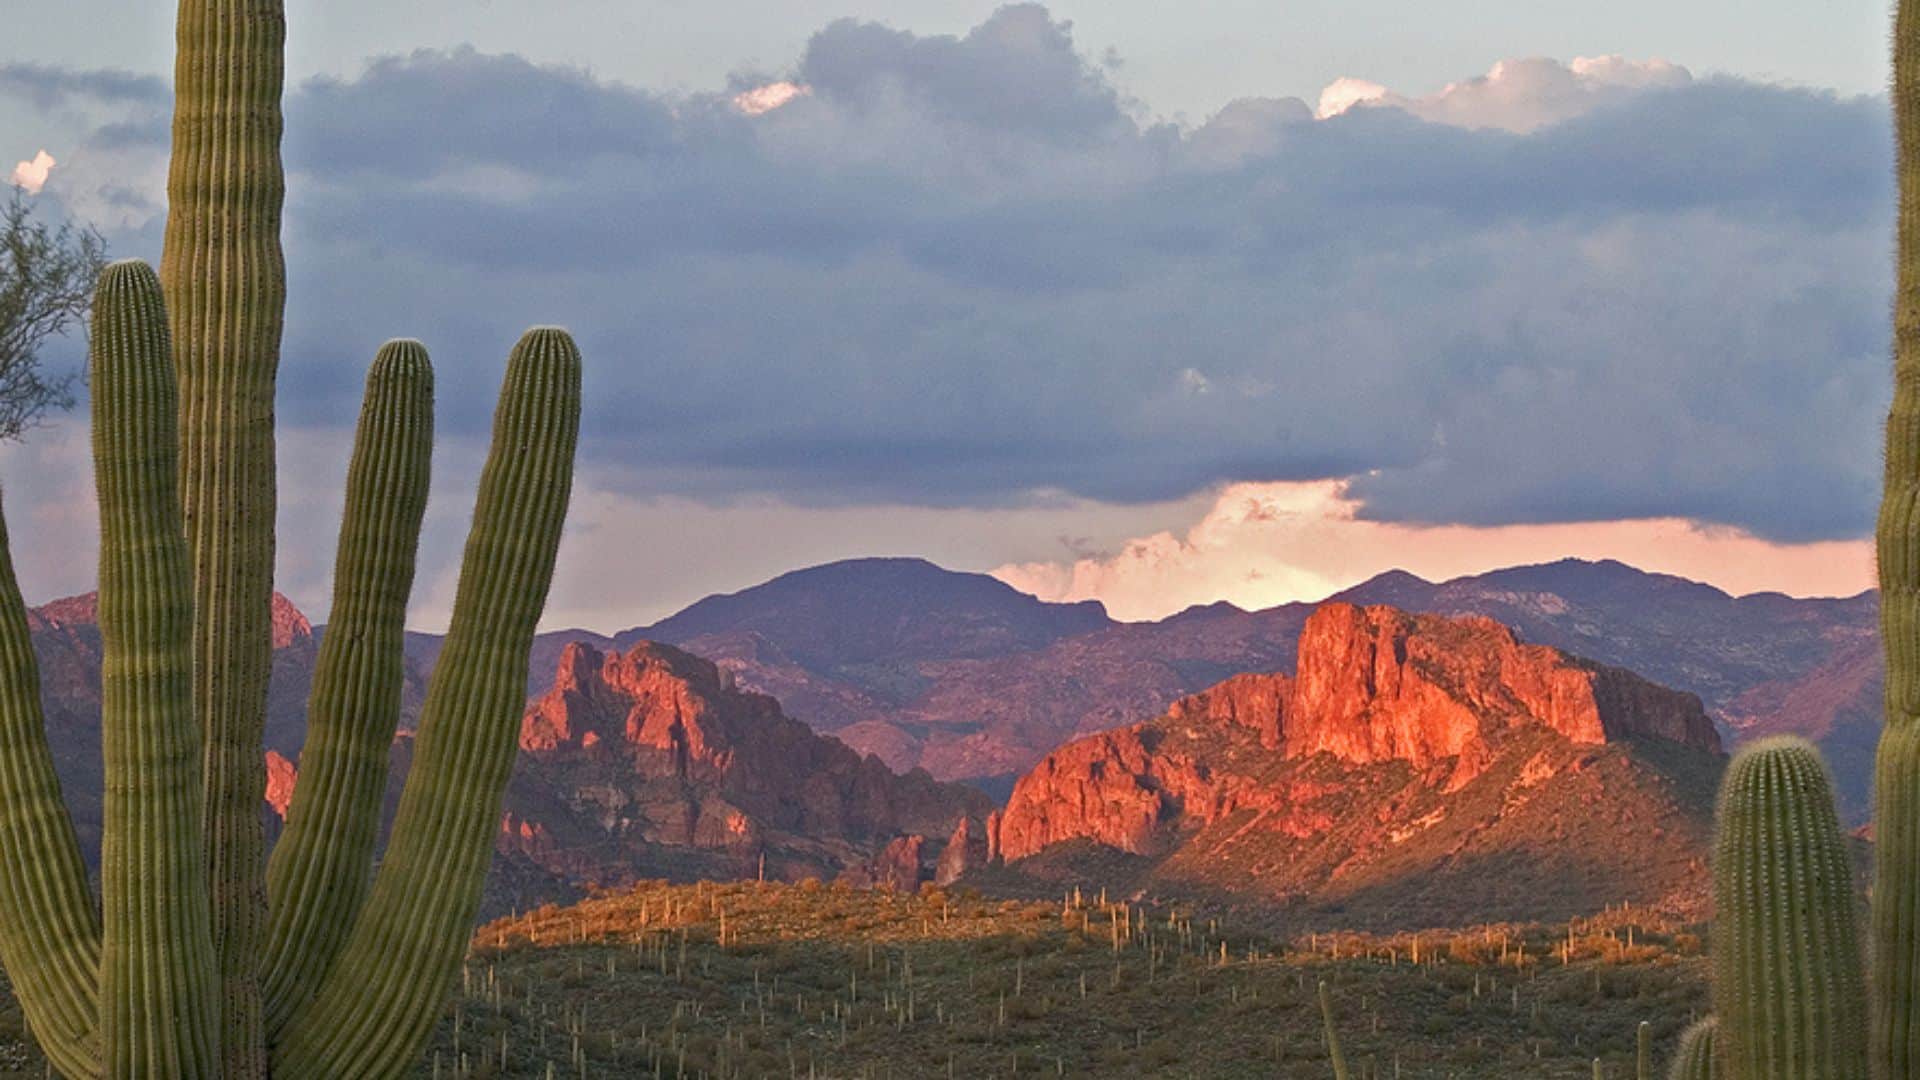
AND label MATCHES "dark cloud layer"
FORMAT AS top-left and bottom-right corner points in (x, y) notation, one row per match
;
(0, 63), (167, 110)
(27, 4), (1898, 541)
